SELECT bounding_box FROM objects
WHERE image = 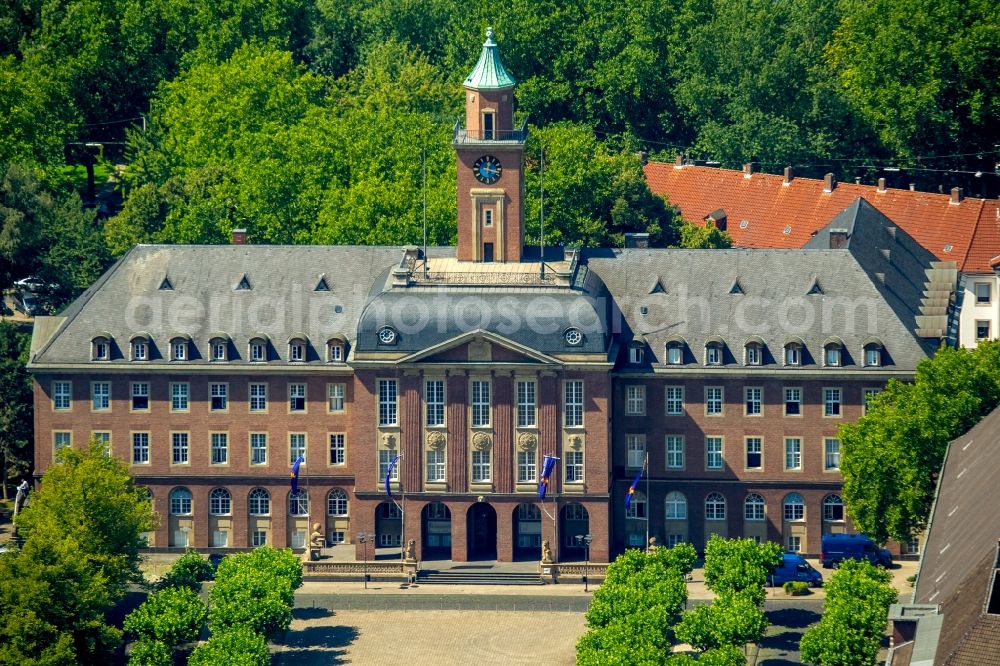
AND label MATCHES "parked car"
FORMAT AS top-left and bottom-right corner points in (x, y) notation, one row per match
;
(13, 291), (42, 316)
(768, 553), (824, 587)
(821, 533), (893, 568)
(14, 276), (55, 293)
